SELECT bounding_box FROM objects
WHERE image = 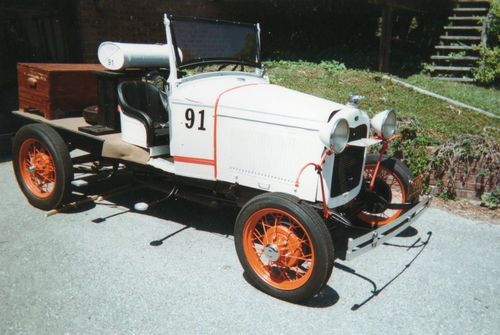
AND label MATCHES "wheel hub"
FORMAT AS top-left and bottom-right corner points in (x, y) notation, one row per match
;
(19, 139), (56, 198)
(264, 244), (279, 261)
(262, 225), (303, 267)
